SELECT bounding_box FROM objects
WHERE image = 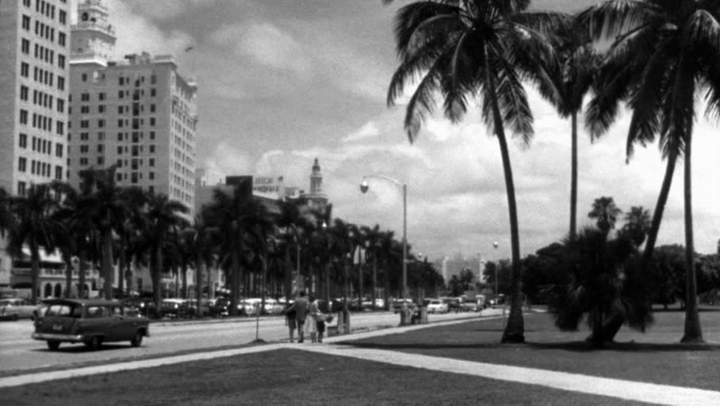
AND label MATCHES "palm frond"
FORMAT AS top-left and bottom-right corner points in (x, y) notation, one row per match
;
(394, 2), (462, 60)
(578, 0), (658, 41)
